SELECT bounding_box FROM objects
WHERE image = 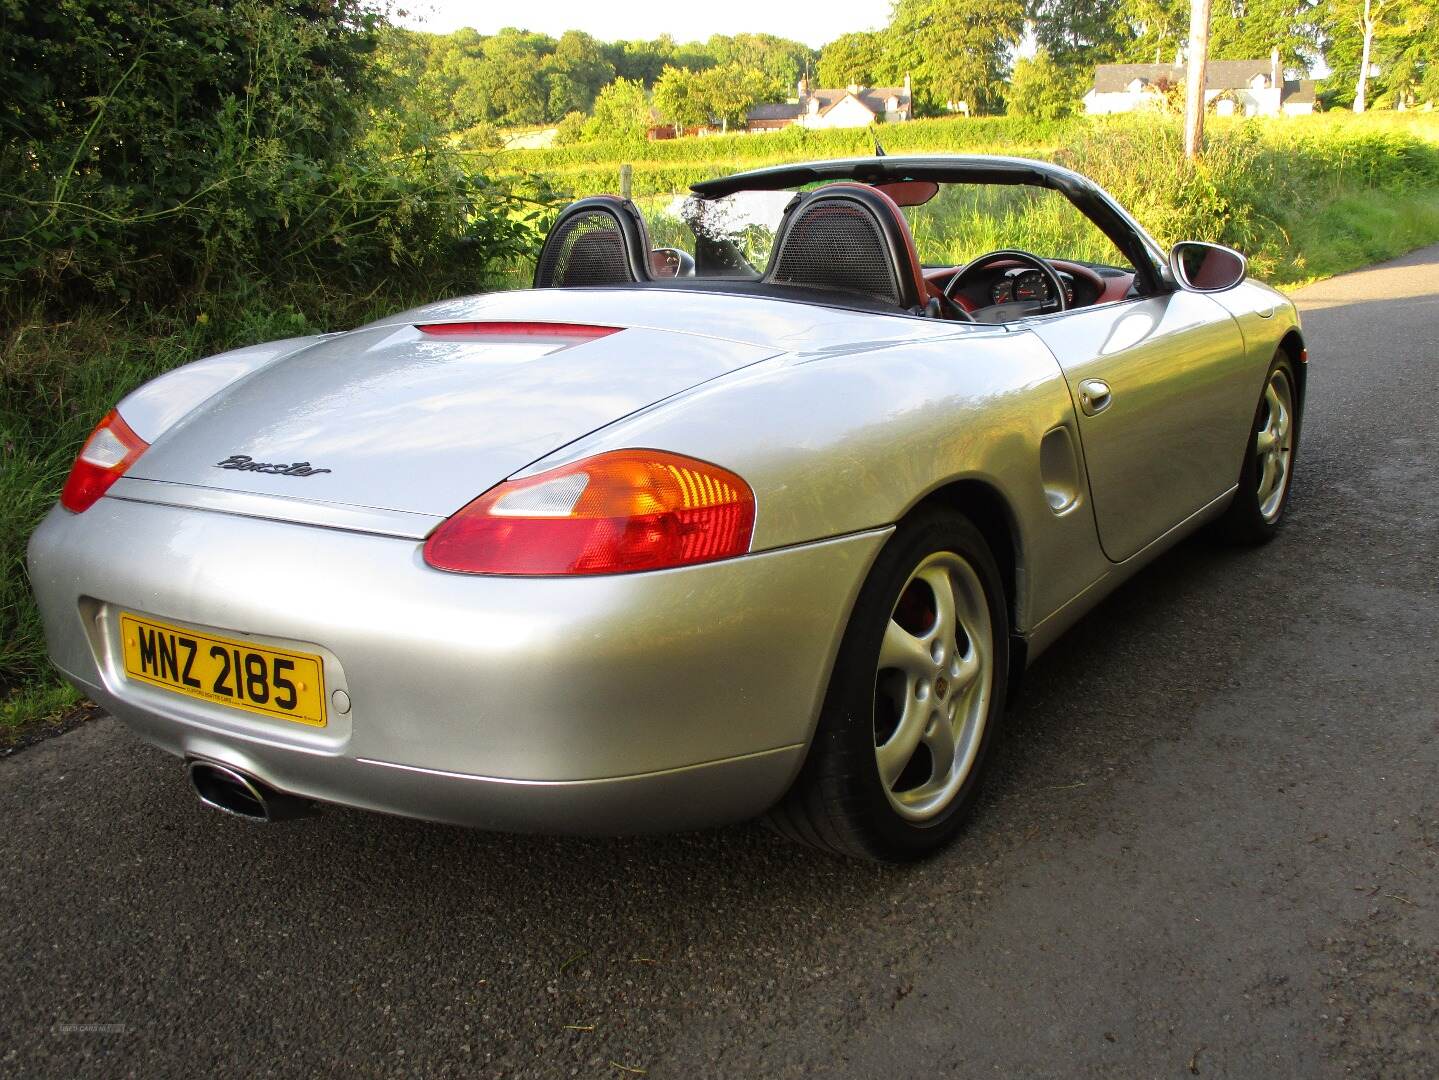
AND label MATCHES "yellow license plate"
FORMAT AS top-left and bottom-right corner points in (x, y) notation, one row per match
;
(119, 612), (327, 727)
